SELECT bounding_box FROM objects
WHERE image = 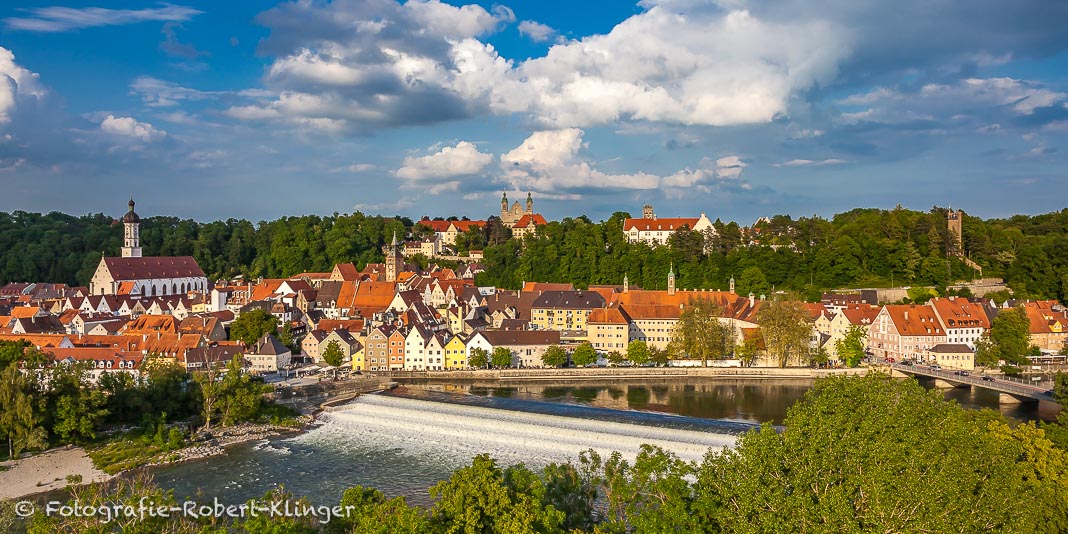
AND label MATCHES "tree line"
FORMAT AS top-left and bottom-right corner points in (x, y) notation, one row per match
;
(6, 374), (1068, 532)
(1, 206), (1066, 302)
